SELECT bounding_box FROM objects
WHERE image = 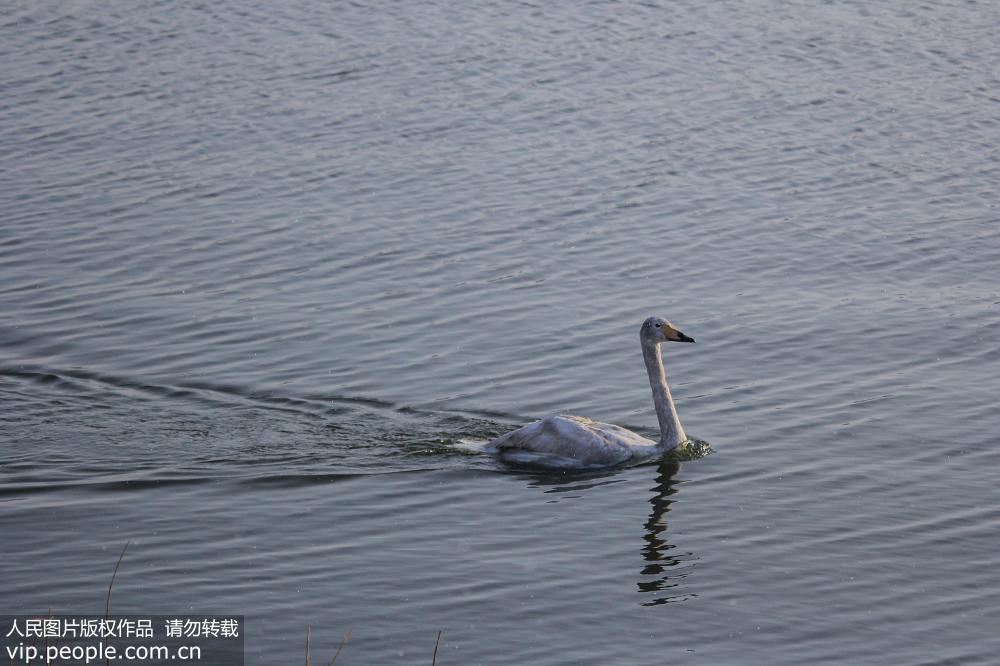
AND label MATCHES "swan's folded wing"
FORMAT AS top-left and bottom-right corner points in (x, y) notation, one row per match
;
(487, 415), (635, 468)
